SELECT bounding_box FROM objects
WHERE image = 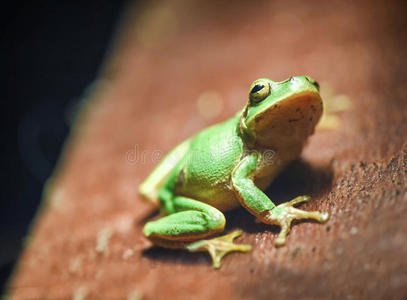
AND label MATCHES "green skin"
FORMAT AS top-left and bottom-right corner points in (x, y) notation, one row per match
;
(139, 76), (329, 268)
